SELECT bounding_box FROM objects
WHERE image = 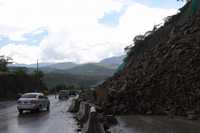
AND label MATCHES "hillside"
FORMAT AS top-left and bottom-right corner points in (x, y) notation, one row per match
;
(43, 72), (109, 89)
(95, 2), (200, 116)
(42, 63), (115, 88)
(45, 62), (77, 70)
(64, 63), (115, 76)
(9, 56), (122, 89)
